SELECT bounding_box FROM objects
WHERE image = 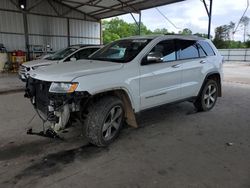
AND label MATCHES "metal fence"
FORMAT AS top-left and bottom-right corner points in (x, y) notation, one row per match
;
(219, 49), (250, 62)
